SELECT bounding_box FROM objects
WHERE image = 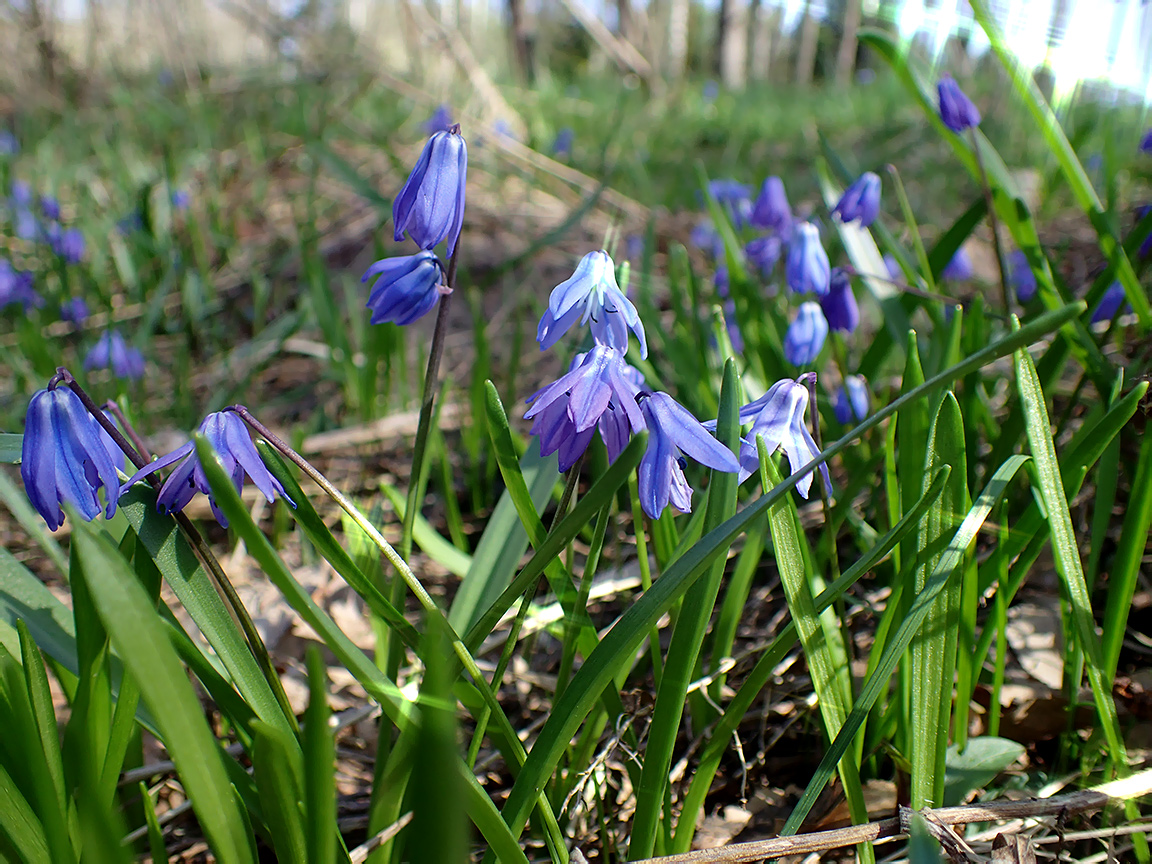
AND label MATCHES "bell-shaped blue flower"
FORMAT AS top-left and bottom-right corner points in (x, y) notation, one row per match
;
(820, 269), (858, 333)
(745, 235), (781, 279)
(938, 76), (981, 133)
(0, 260), (42, 312)
(41, 196), (60, 221)
(392, 126), (468, 256)
(120, 410), (293, 528)
(942, 247), (973, 281)
(362, 250), (446, 326)
(52, 228), (85, 264)
(1141, 129), (1152, 155)
(84, 330), (145, 380)
(728, 374), (831, 495)
(750, 176), (791, 234)
(832, 172), (881, 228)
(636, 391), (739, 519)
(536, 250), (647, 358)
(1090, 282), (1129, 324)
(785, 222), (831, 295)
(60, 297), (89, 325)
(1008, 250), (1036, 303)
(21, 386), (121, 530)
(783, 301), (829, 366)
(833, 375), (870, 425)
